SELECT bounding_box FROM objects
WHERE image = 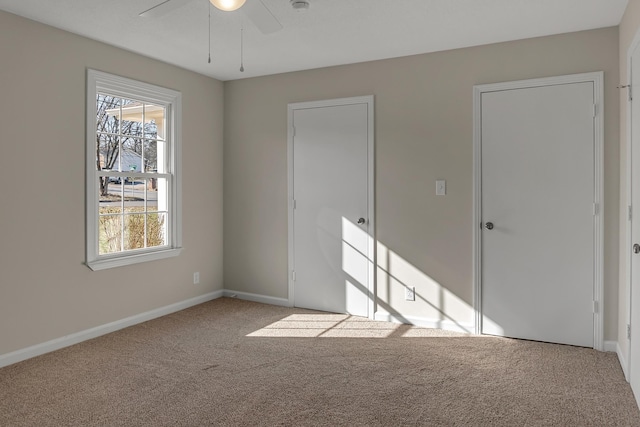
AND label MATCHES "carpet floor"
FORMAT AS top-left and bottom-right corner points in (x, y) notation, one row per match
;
(1, 297), (639, 426)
